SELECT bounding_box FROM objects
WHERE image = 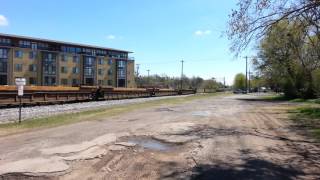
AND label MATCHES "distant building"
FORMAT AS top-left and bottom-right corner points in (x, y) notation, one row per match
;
(0, 33), (135, 88)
